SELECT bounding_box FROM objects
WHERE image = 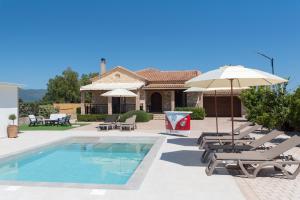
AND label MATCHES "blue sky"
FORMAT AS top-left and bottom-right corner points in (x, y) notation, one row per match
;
(0, 0), (299, 90)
